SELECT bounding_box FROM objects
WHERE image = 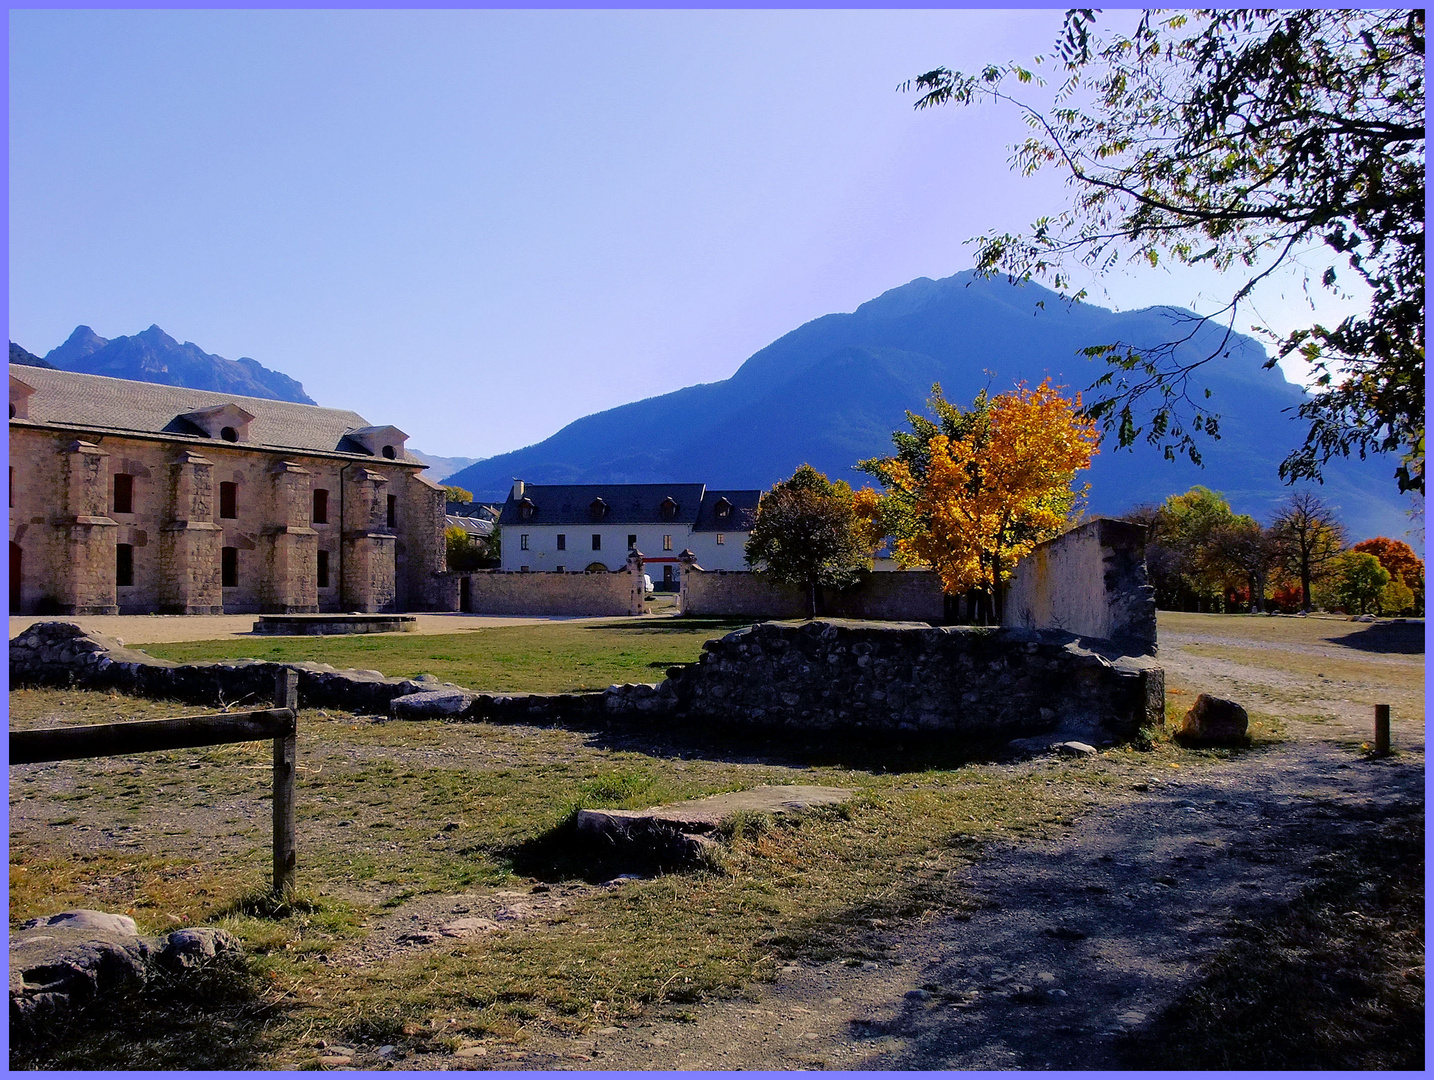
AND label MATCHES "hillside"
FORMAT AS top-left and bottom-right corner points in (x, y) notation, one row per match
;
(40, 324), (315, 404)
(448, 272), (1410, 541)
(9, 342), (52, 368)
